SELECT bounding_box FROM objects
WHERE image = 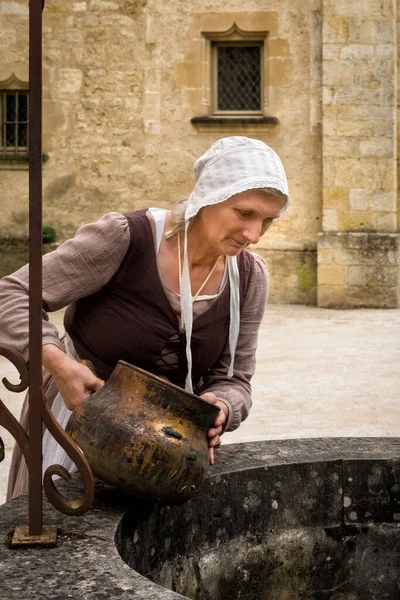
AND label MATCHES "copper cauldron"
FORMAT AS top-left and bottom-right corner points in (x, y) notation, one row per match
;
(66, 361), (220, 504)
